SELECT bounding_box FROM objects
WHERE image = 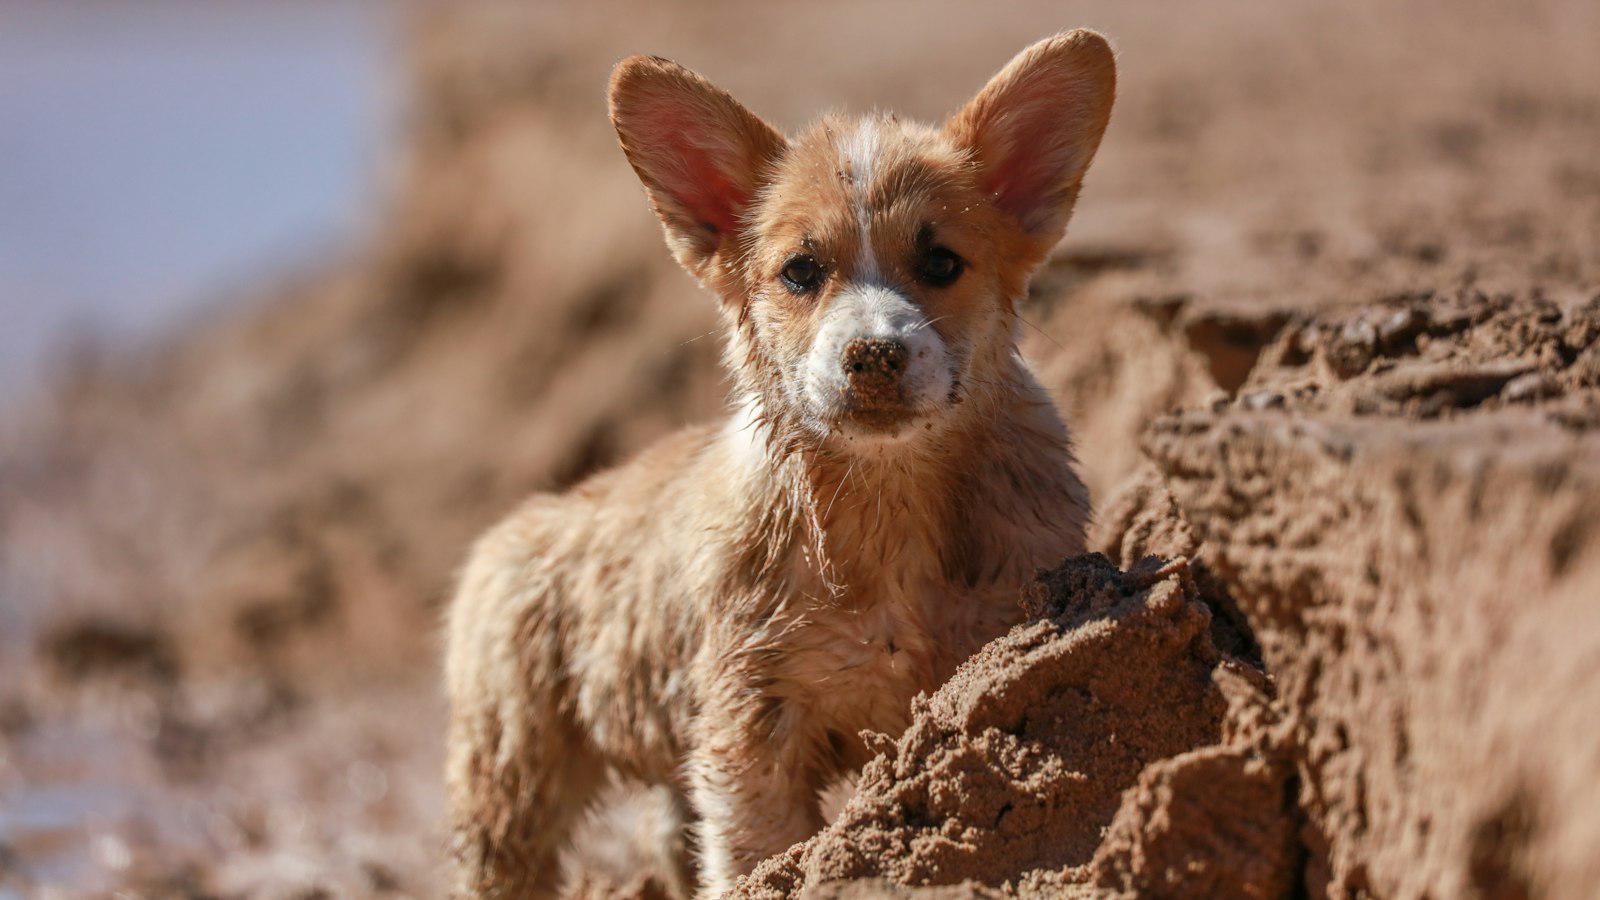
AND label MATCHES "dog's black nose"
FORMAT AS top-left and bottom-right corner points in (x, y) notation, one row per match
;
(842, 337), (909, 399)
